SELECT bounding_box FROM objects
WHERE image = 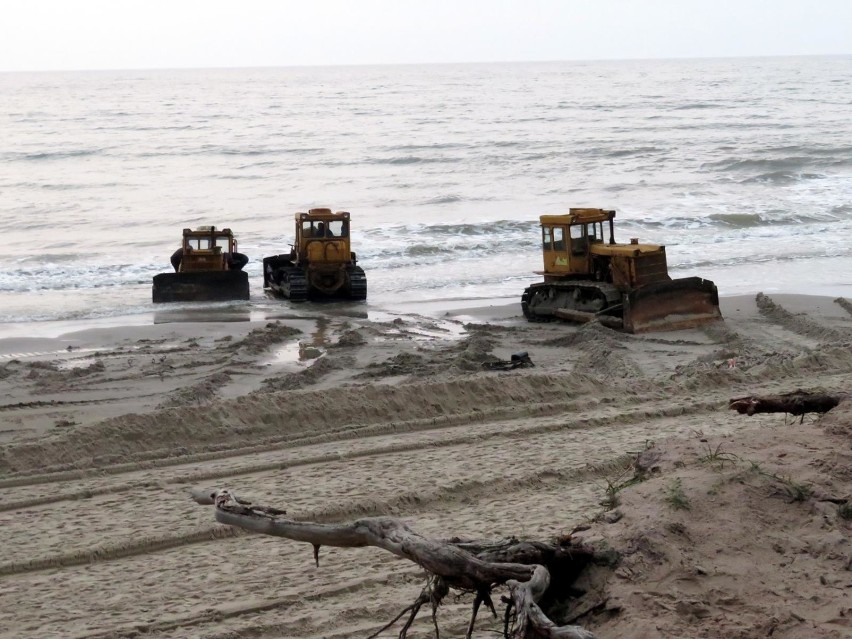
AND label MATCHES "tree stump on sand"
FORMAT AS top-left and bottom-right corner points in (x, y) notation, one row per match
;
(191, 487), (611, 638)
